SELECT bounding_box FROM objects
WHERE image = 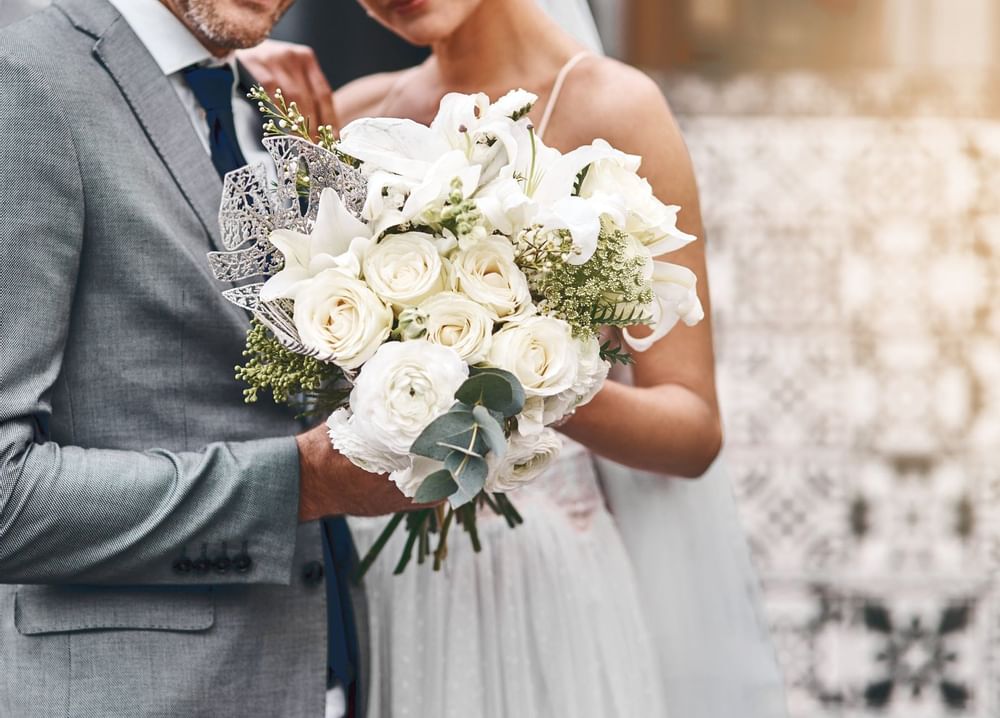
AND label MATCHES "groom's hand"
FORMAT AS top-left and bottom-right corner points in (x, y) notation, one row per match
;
(238, 40), (338, 131)
(296, 424), (418, 521)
